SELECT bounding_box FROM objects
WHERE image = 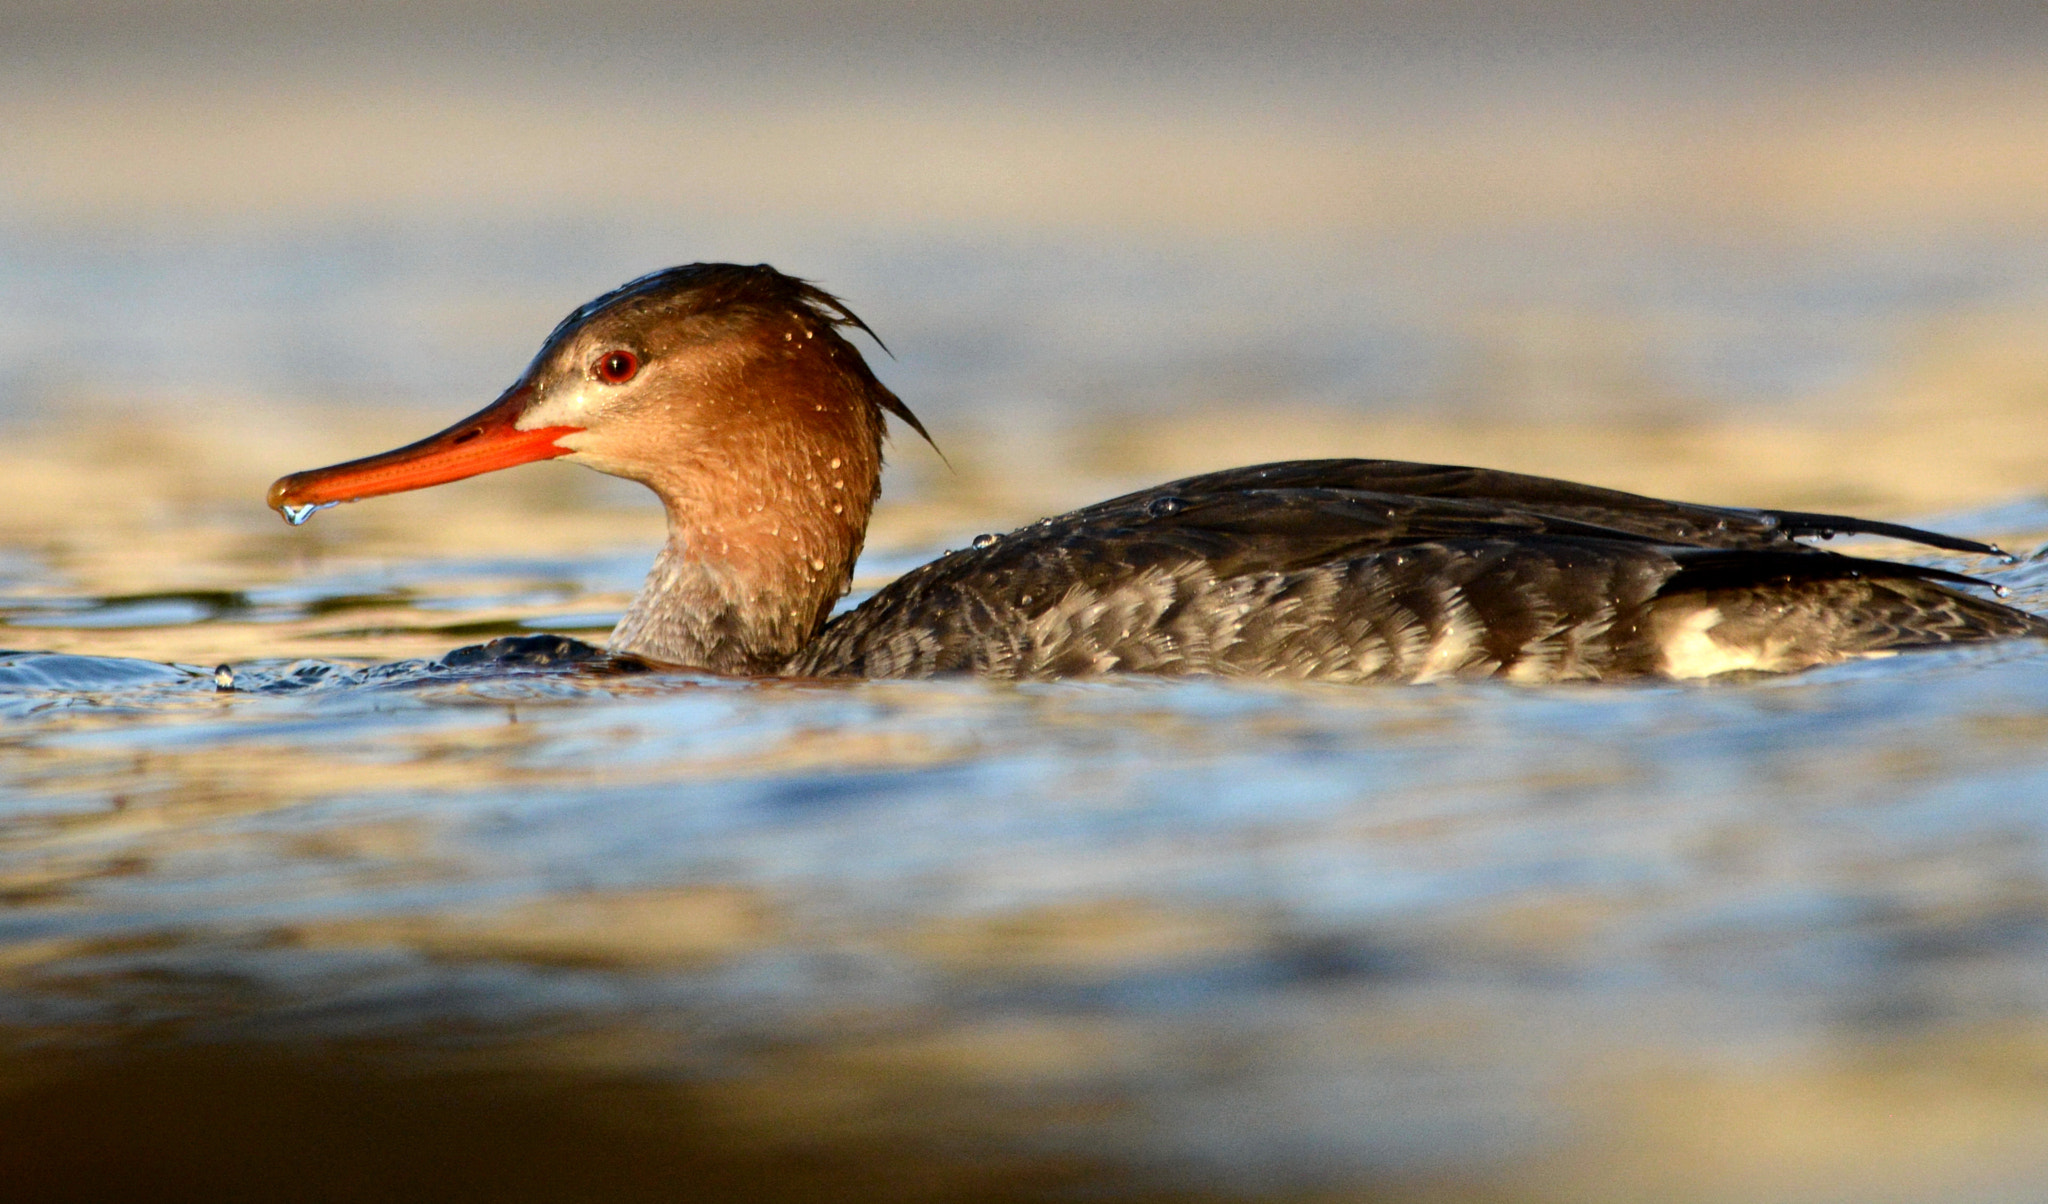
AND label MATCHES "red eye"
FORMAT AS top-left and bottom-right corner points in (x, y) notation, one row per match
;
(593, 349), (639, 384)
